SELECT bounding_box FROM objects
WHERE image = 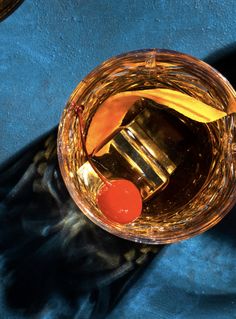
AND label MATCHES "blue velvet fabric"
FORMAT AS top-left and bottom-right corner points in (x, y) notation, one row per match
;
(1, 1), (236, 318)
